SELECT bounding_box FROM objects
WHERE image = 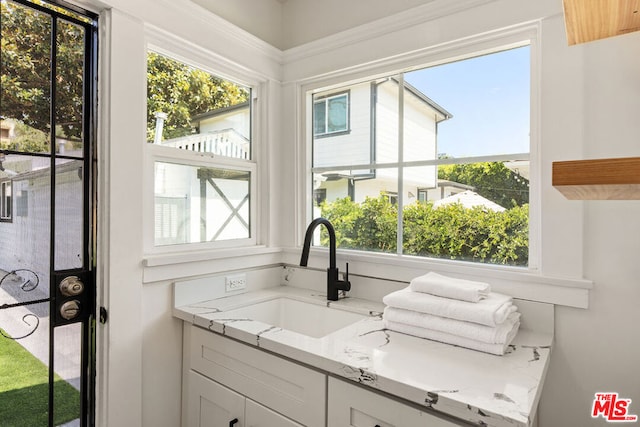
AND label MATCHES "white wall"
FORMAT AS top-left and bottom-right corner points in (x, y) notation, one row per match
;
(88, 2), (284, 427)
(280, 2), (640, 427)
(539, 30), (640, 426)
(75, 0), (640, 426)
